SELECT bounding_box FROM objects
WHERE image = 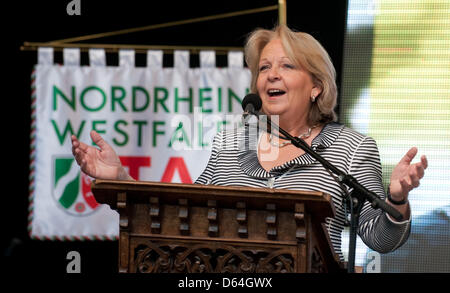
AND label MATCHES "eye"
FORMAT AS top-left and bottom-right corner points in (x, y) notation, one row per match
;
(283, 63), (295, 69)
(259, 64), (269, 72)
